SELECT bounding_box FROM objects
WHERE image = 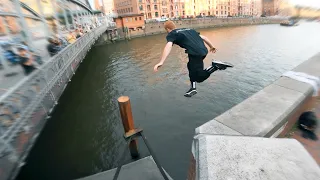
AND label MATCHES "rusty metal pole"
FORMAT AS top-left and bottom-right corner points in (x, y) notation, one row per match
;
(117, 96), (139, 159)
